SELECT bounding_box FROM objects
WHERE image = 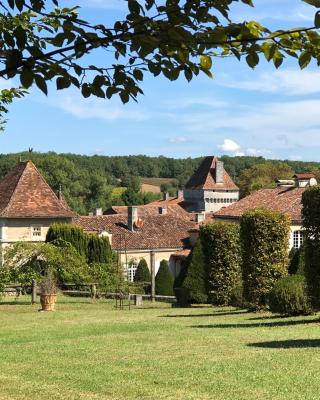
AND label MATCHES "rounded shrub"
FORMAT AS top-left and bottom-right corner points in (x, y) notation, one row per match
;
(269, 275), (312, 316)
(134, 259), (151, 283)
(155, 260), (174, 296)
